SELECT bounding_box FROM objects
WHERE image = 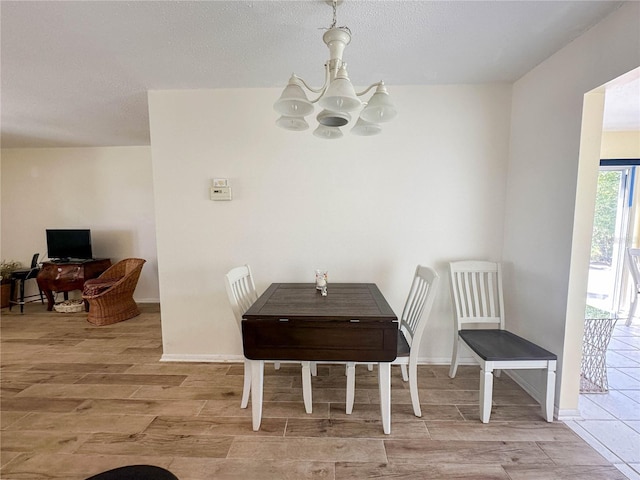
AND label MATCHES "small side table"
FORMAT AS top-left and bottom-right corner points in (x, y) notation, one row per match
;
(36, 259), (111, 311)
(580, 312), (618, 393)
